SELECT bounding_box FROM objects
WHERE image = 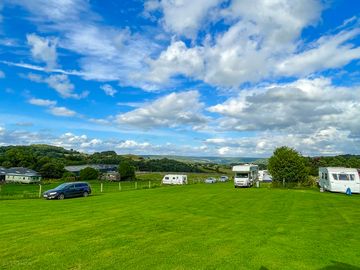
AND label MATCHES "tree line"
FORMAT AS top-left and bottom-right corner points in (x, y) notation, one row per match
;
(0, 145), (204, 179)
